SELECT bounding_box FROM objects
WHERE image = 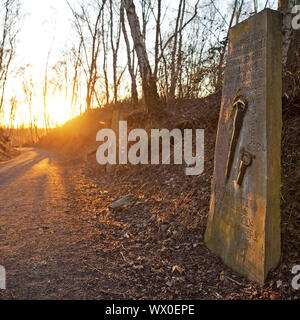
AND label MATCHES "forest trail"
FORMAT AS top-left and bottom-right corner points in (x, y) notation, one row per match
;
(0, 148), (120, 299)
(0, 147), (223, 300)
